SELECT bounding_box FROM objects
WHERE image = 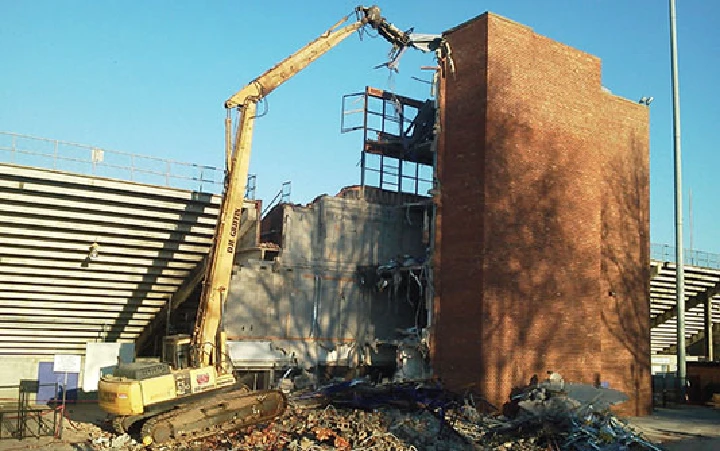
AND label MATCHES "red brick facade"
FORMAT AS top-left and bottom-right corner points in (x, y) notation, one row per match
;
(432, 13), (651, 416)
